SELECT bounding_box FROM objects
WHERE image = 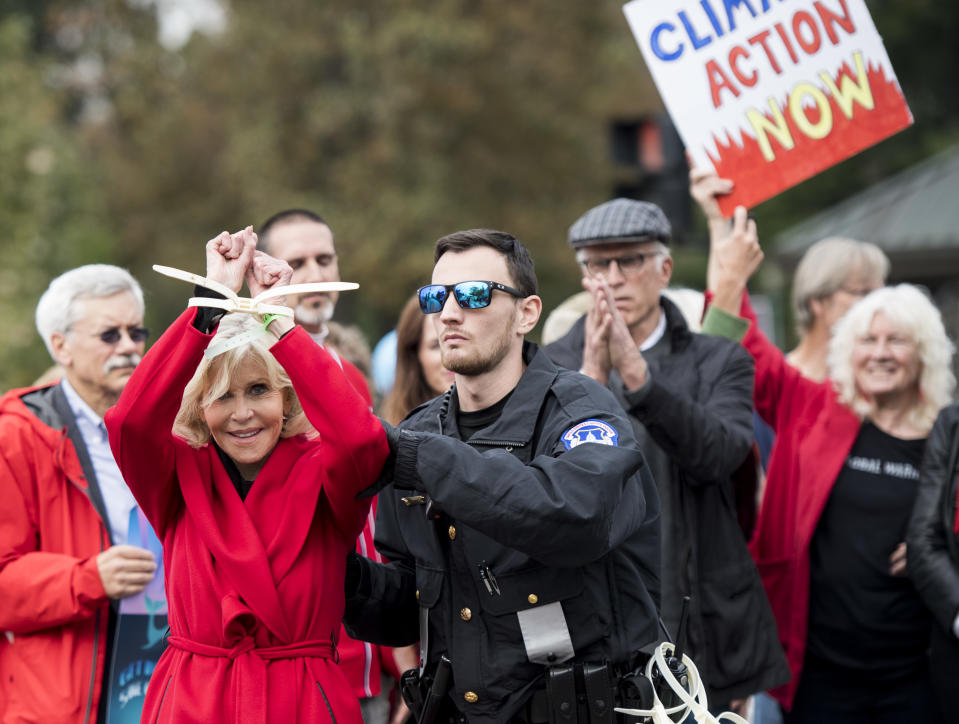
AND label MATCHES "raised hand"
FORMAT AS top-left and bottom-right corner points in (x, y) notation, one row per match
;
(688, 165), (734, 226)
(205, 226), (257, 293)
(246, 250), (294, 304)
(709, 205), (763, 315)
